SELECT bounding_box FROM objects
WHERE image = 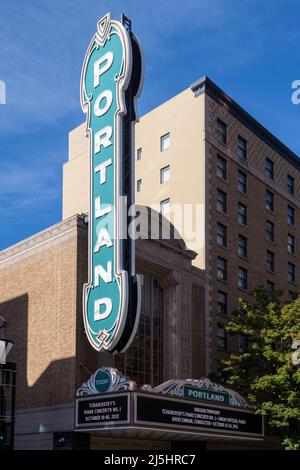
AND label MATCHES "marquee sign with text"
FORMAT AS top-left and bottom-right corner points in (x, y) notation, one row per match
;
(76, 393), (130, 428)
(135, 393), (263, 436)
(75, 369), (264, 439)
(75, 392), (264, 439)
(183, 385), (230, 405)
(81, 13), (143, 352)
